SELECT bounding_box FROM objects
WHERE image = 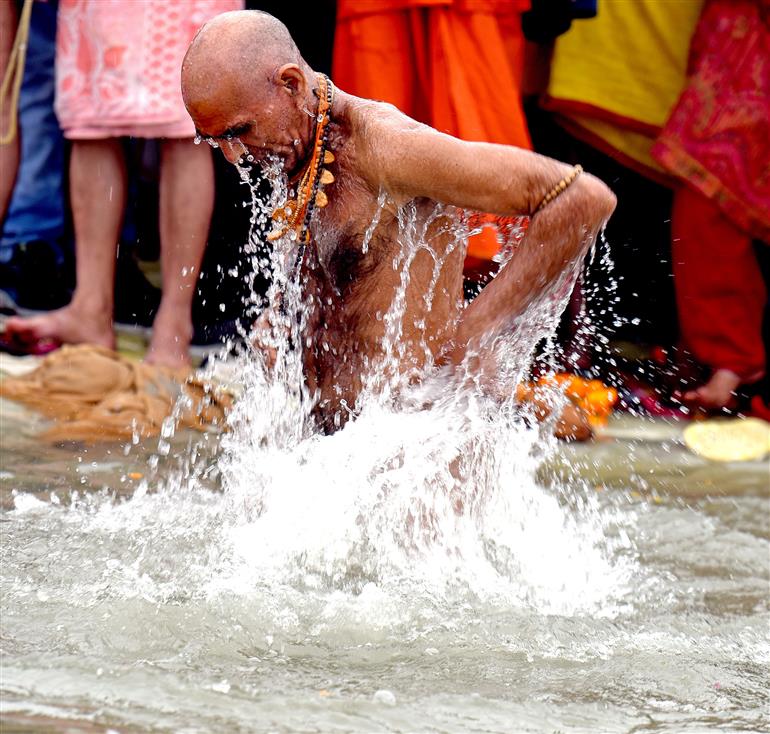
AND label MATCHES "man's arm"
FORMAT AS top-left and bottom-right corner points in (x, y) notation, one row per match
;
(362, 109), (617, 363)
(364, 111), (609, 217)
(450, 169), (613, 366)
